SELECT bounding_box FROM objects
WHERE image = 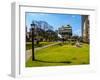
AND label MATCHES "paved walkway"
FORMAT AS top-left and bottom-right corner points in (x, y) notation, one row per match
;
(26, 42), (60, 61)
